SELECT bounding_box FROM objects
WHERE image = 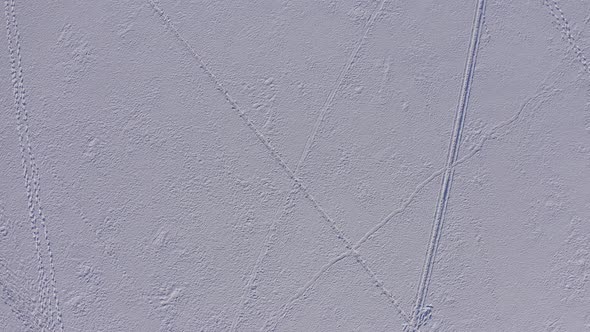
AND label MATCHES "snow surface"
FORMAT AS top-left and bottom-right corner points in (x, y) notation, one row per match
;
(0, 0), (589, 331)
